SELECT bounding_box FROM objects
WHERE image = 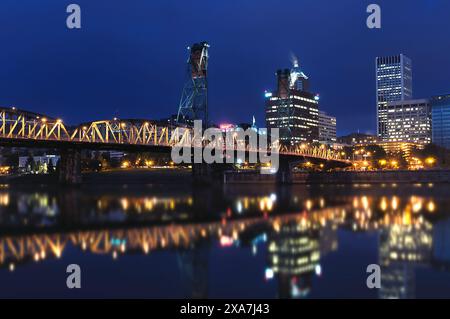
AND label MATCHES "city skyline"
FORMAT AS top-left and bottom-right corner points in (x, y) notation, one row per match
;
(0, 1), (449, 136)
(2, 1), (450, 302)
